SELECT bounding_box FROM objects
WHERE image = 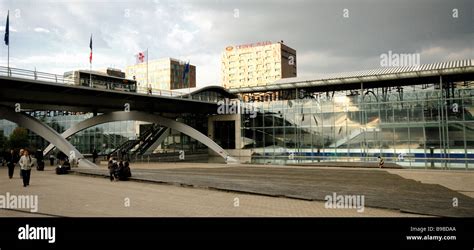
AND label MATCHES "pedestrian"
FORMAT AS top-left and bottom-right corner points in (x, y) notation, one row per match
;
(19, 149), (36, 187)
(117, 160), (124, 179)
(57, 151), (67, 163)
(49, 154), (55, 166)
(18, 148), (24, 178)
(107, 157), (118, 182)
(5, 149), (19, 179)
(92, 149), (98, 164)
(35, 149), (44, 171)
(118, 161), (132, 180)
(378, 156), (384, 169)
